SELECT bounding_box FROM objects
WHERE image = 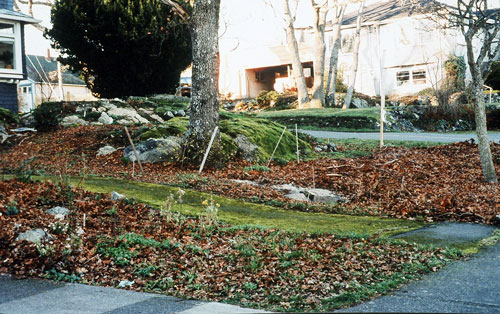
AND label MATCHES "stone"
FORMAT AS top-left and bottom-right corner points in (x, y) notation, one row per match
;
(304, 188), (344, 204)
(232, 179), (261, 187)
(271, 184), (304, 195)
(175, 110), (186, 117)
(234, 134), (259, 162)
(11, 127), (36, 133)
(123, 137), (181, 163)
(98, 112), (114, 125)
(111, 191), (125, 201)
(97, 145), (117, 156)
(0, 125), (8, 144)
(107, 107), (149, 124)
(116, 119), (133, 125)
(46, 206), (70, 217)
(61, 116), (88, 127)
(285, 193), (309, 202)
(494, 215), (500, 224)
(118, 280), (135, 288)
(16, 228), (47, 243)
(351, 98), (369, 108)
